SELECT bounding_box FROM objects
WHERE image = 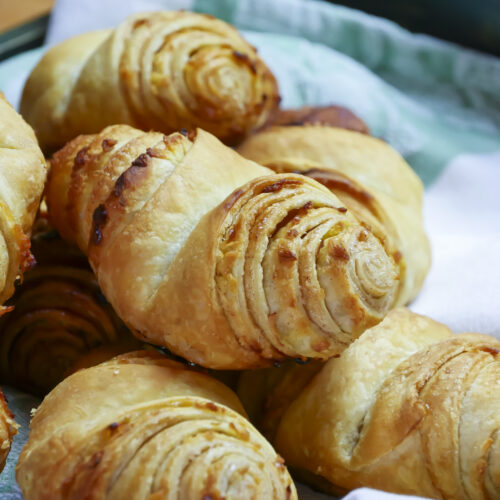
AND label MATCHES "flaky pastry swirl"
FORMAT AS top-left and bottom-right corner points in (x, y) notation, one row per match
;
(21, 10), (279, 152)
(16, 351), (297, 500)
(240, 308), (500, 499)
(0, 224), (139, 395)
(46, 126), (398, 368)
